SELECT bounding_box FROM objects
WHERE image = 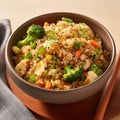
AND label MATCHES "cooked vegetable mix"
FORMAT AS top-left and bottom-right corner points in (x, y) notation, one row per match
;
(12, 17), (109, 90)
